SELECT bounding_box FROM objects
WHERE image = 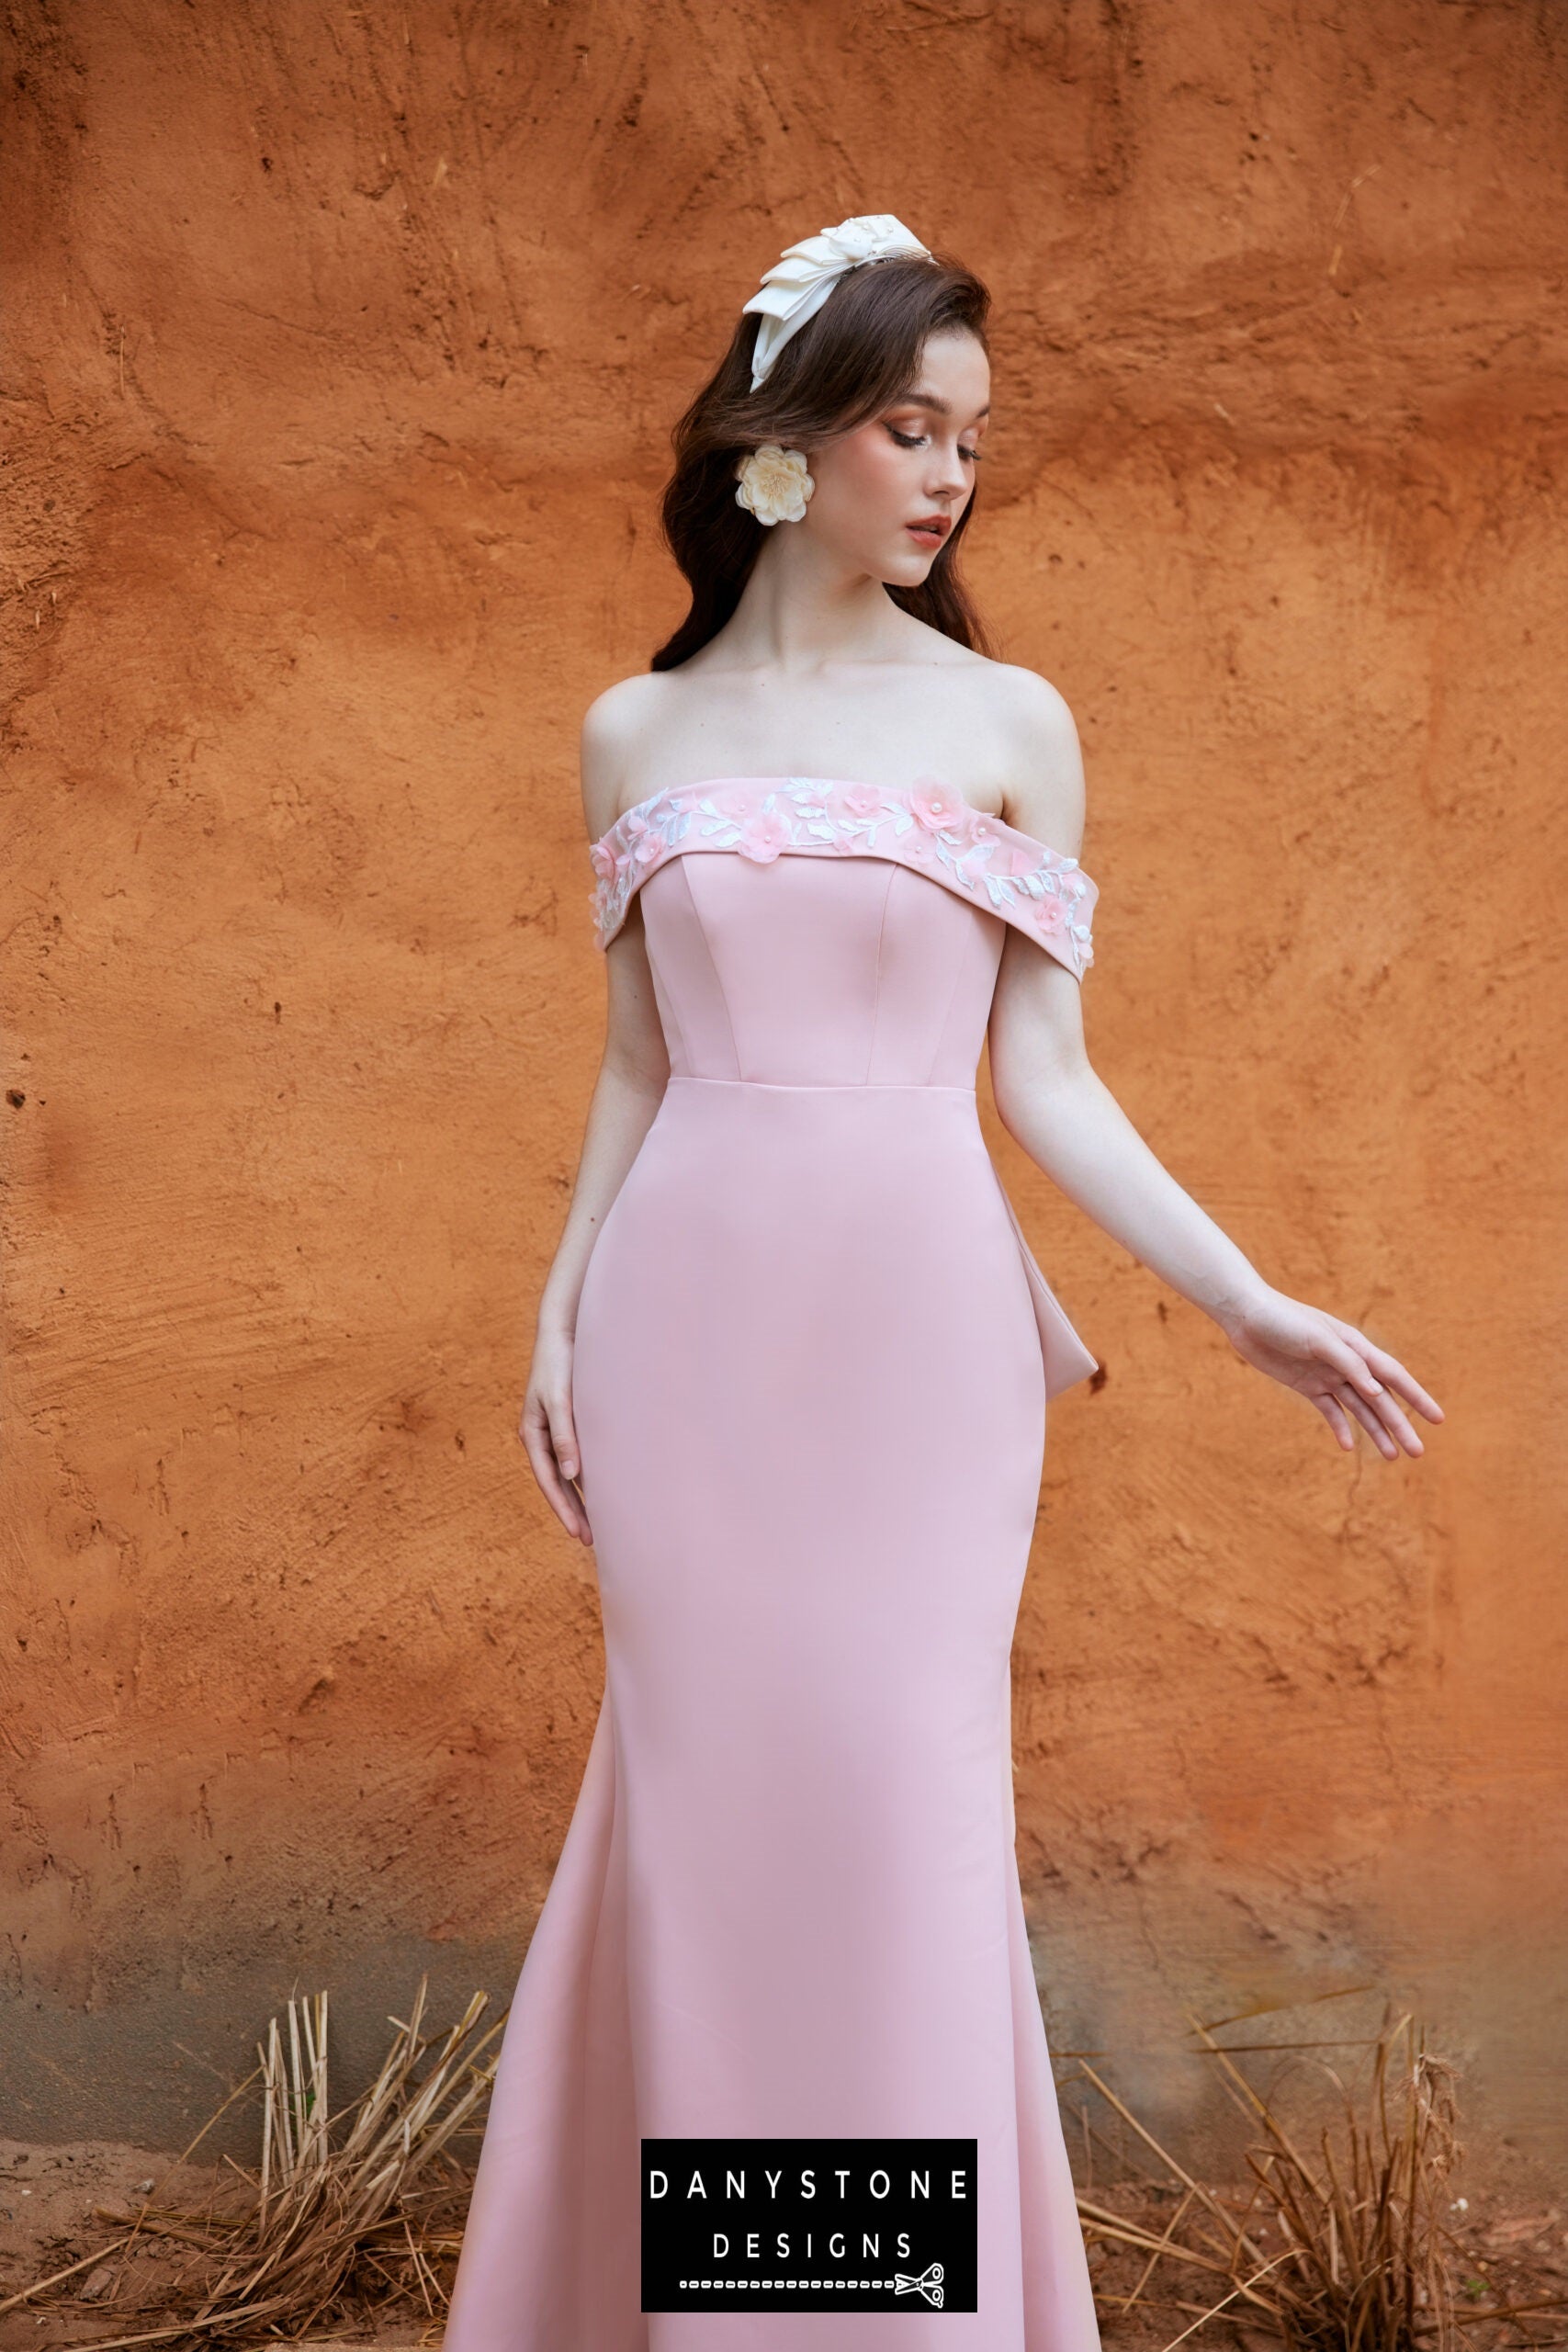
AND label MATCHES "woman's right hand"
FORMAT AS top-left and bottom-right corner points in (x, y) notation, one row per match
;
(519, 1327), (592, 1545)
